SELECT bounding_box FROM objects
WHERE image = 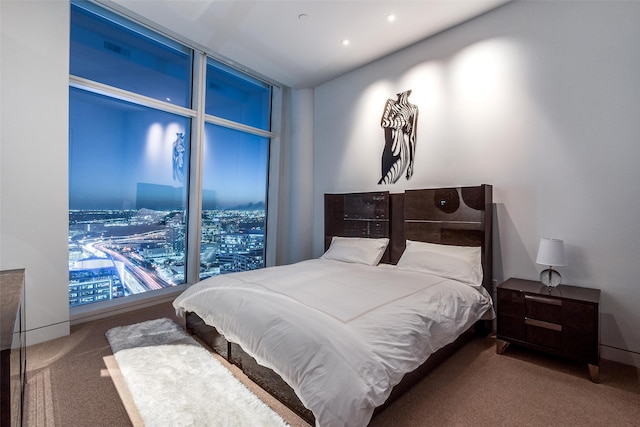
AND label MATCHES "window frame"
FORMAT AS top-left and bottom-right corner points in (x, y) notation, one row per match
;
(69, 0), (281, 318)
